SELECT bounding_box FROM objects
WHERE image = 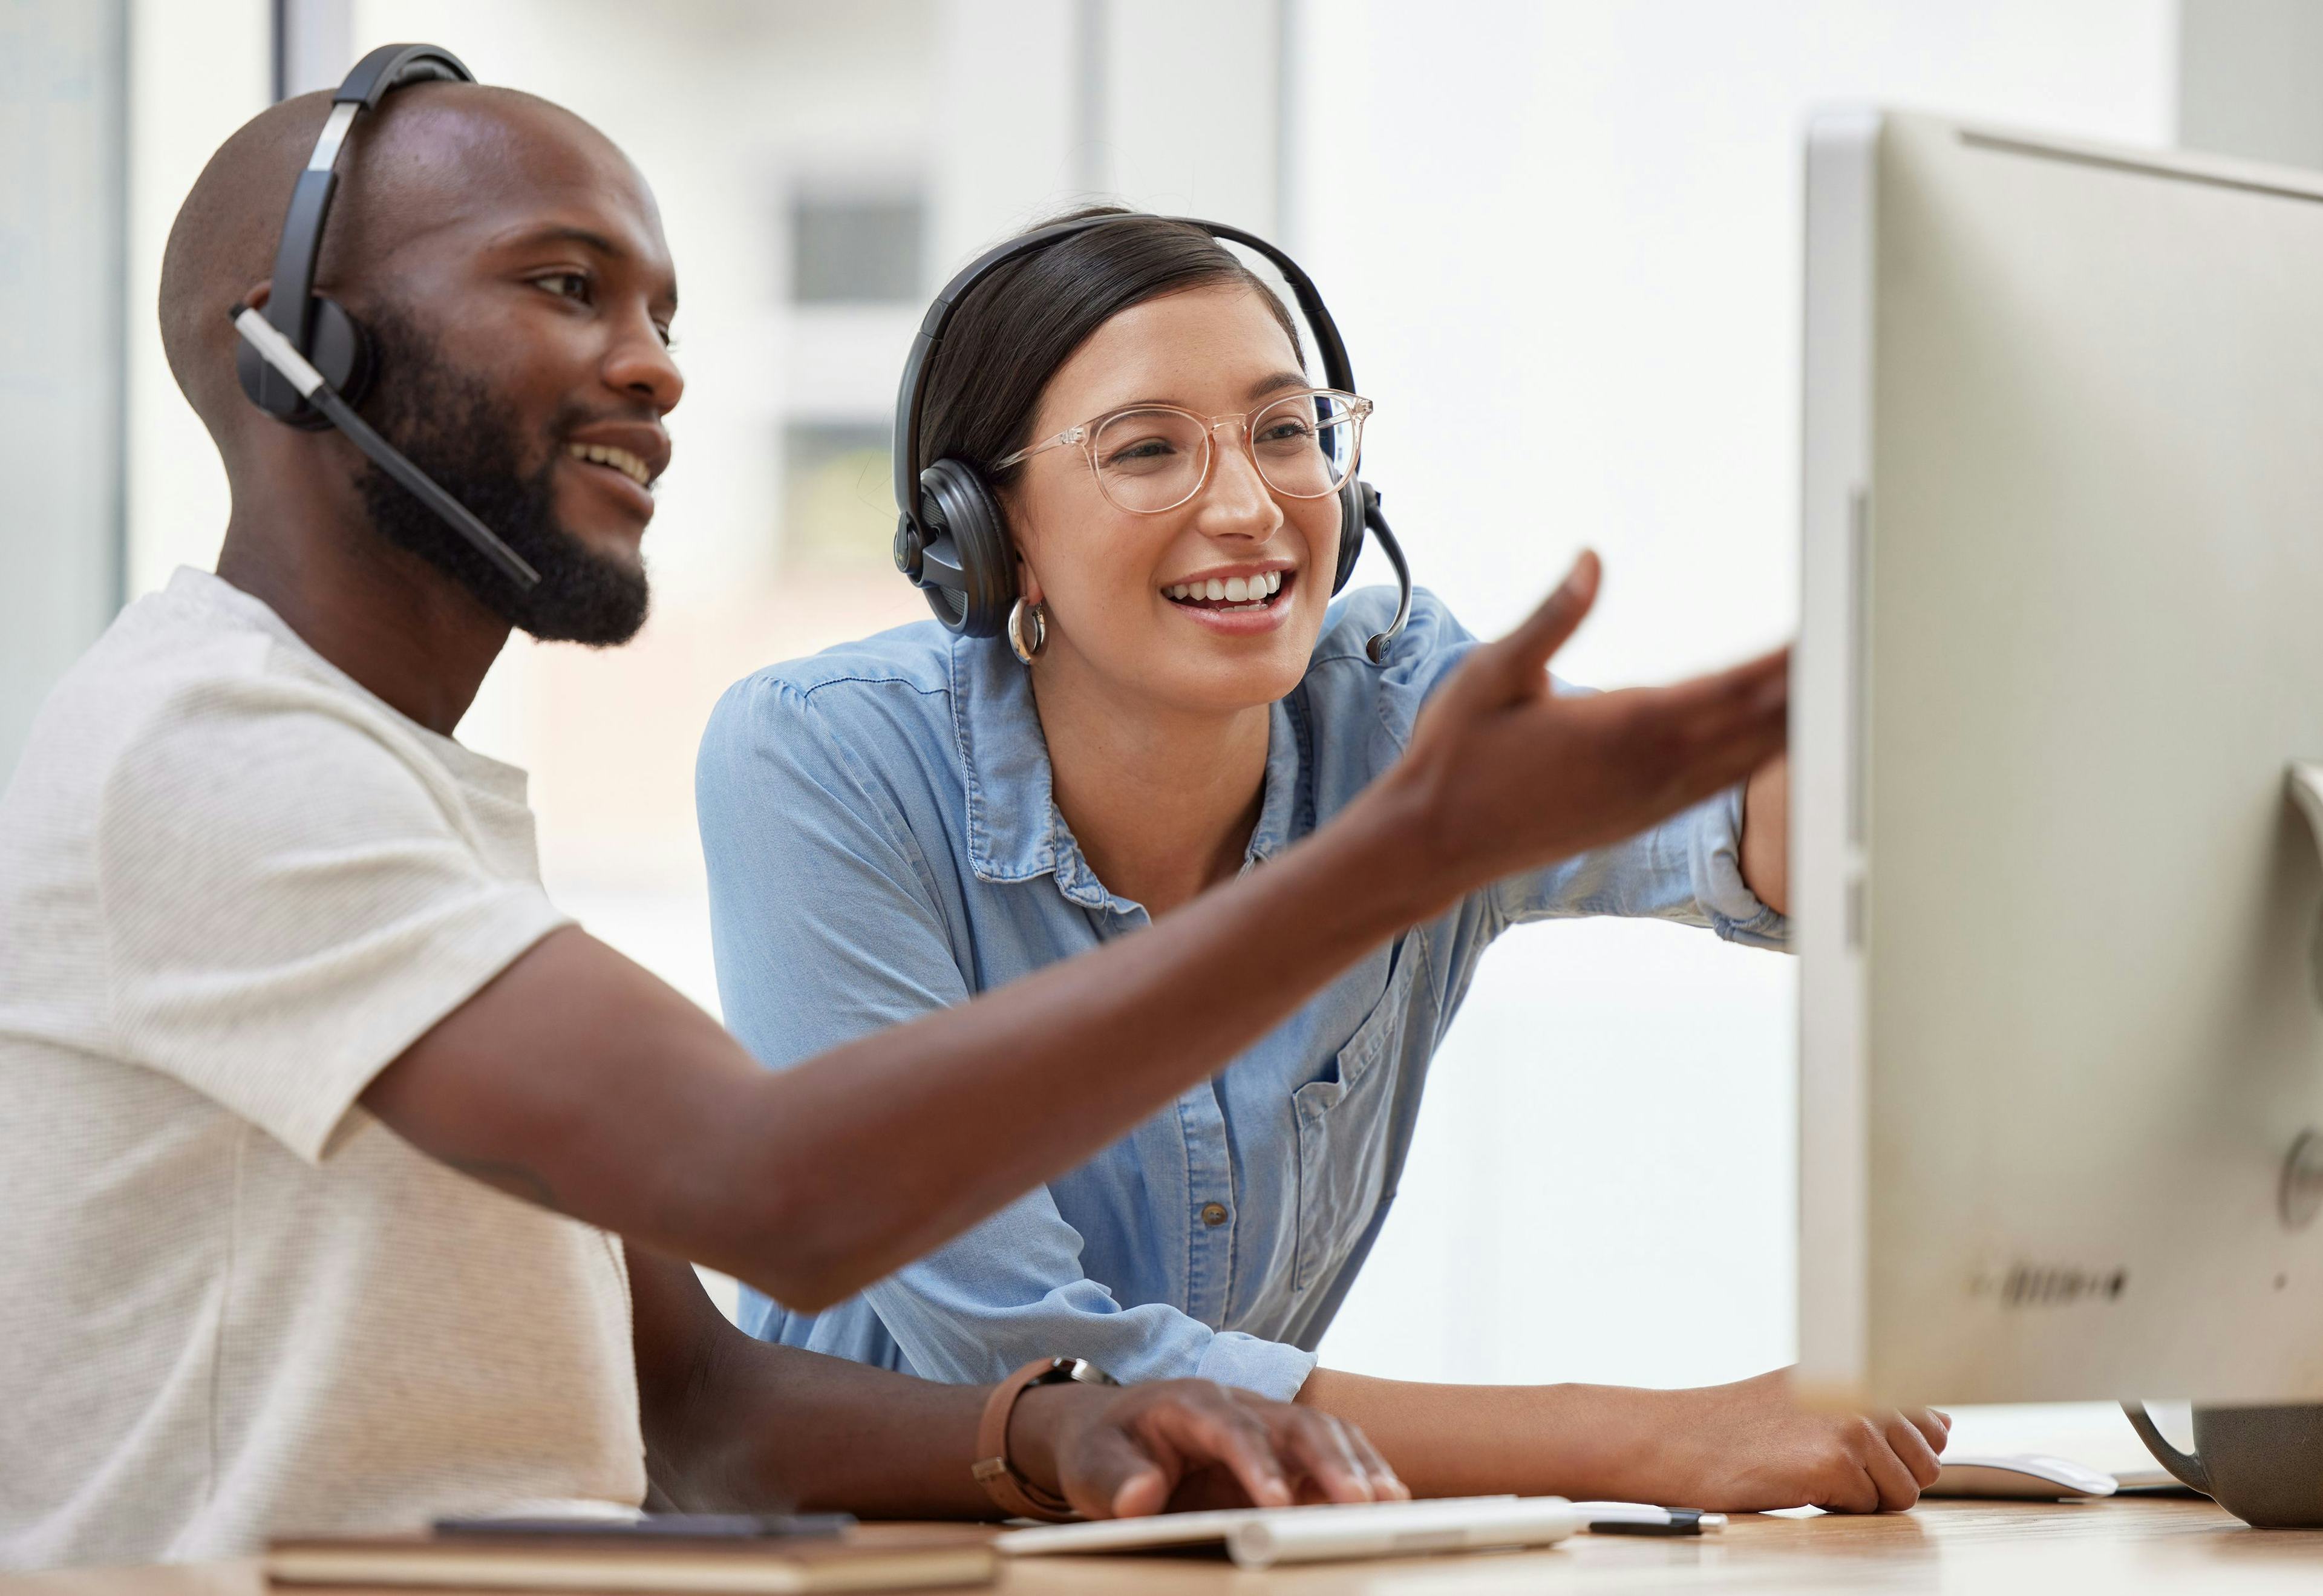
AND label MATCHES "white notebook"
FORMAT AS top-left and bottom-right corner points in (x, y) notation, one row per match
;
(998, 1496), (1581, 1570)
